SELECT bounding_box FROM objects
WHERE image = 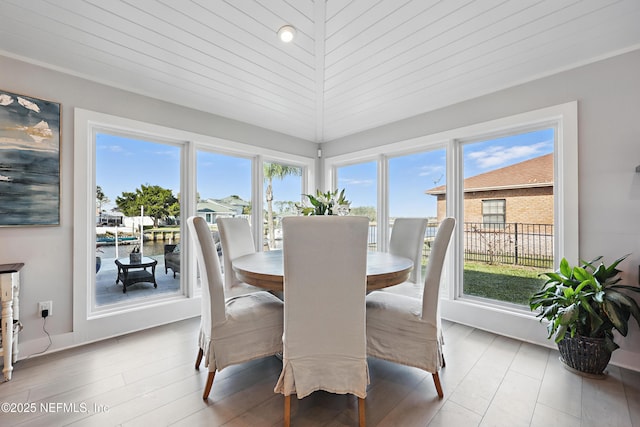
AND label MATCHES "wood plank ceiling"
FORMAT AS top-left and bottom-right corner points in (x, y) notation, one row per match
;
(1, 0), (639, 143)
